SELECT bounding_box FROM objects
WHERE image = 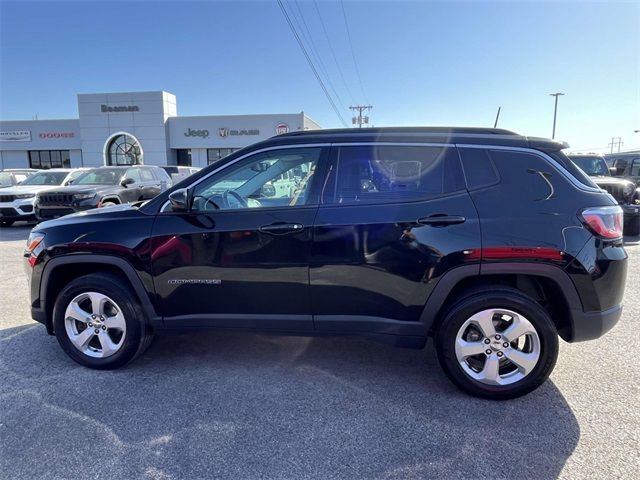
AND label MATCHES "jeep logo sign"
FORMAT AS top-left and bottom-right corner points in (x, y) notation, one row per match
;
(184, 128), (210, 138)
(101, 104), (140, 112)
